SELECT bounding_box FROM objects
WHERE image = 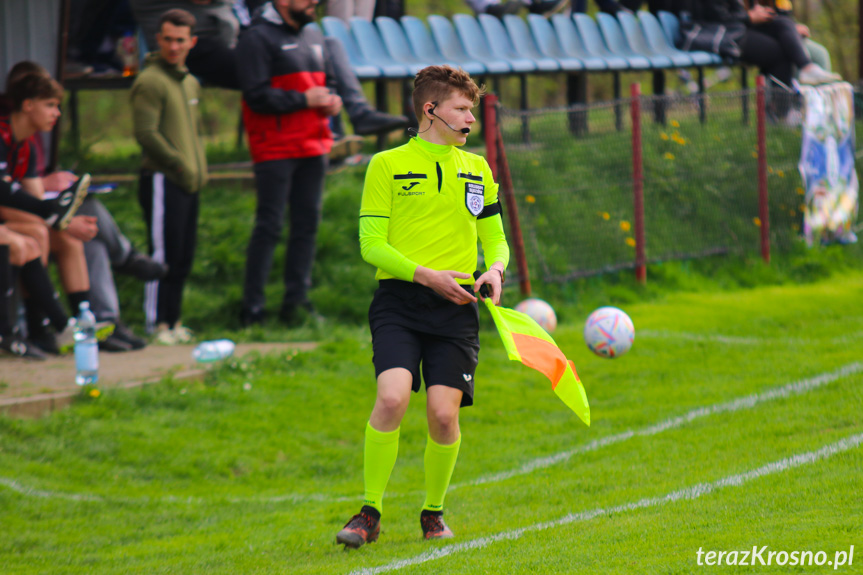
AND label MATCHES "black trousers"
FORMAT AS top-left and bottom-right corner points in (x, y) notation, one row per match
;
(138, 172), (199, 329)
(740, 15), (811, 87)
(242, 156), (327, 314)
